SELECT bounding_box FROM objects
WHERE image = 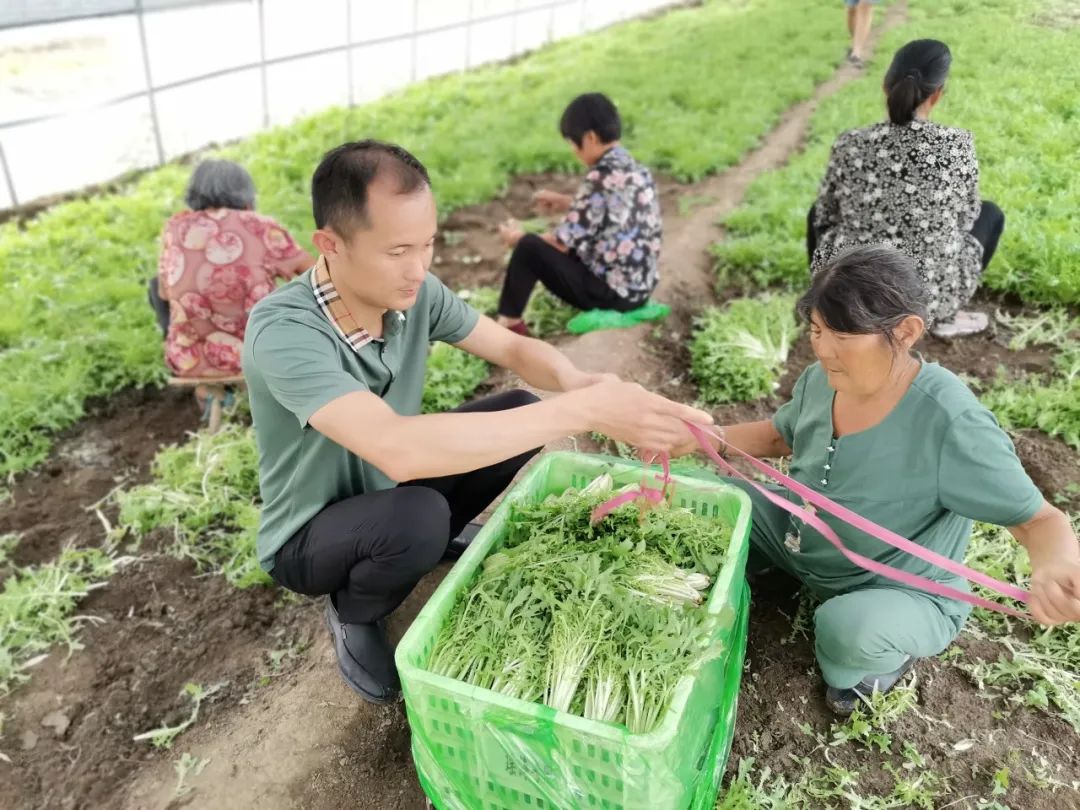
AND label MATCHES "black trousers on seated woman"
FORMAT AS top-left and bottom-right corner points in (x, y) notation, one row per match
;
(805, 200), (1005, 270)
(497, 233), (640, 318)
